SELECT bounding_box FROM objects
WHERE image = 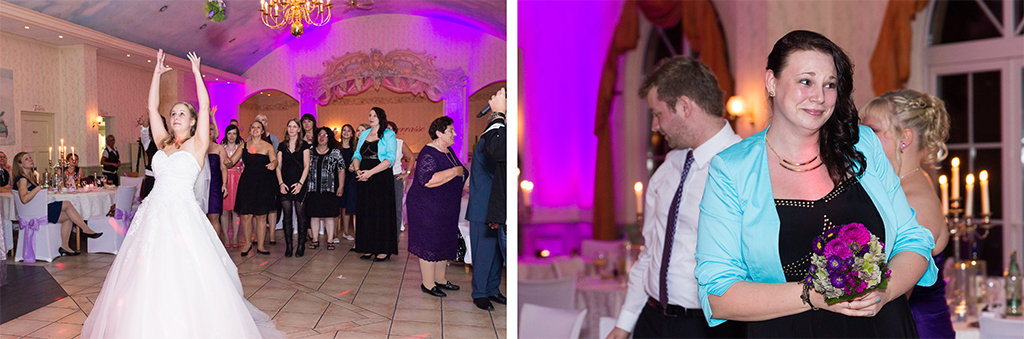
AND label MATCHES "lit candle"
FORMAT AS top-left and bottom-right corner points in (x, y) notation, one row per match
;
(939, 175), (949, 216)
(60, 138), (64, 147)
(48, 147), (52, 163)
(71, 146), (74, 155)
(979, 170), (990, 215)
(520, 180), (534, 207)
(964, 174), (975, 218)
(951, 157), (960, 200)
(634, 182), (644, 215)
